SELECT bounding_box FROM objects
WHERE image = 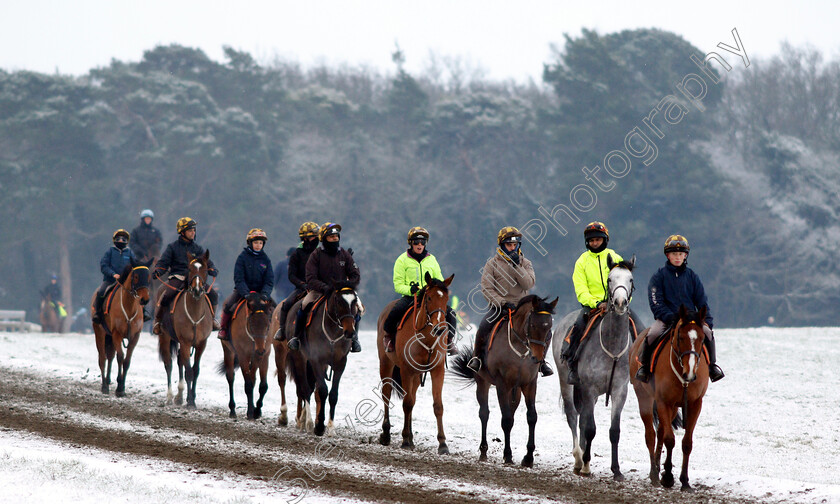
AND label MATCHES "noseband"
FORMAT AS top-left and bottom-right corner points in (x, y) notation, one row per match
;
(509, 309), (553, 359)
(414, 288), (447, 333)
(128, 266), (151, 299)
(670, 322), (703, 386)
